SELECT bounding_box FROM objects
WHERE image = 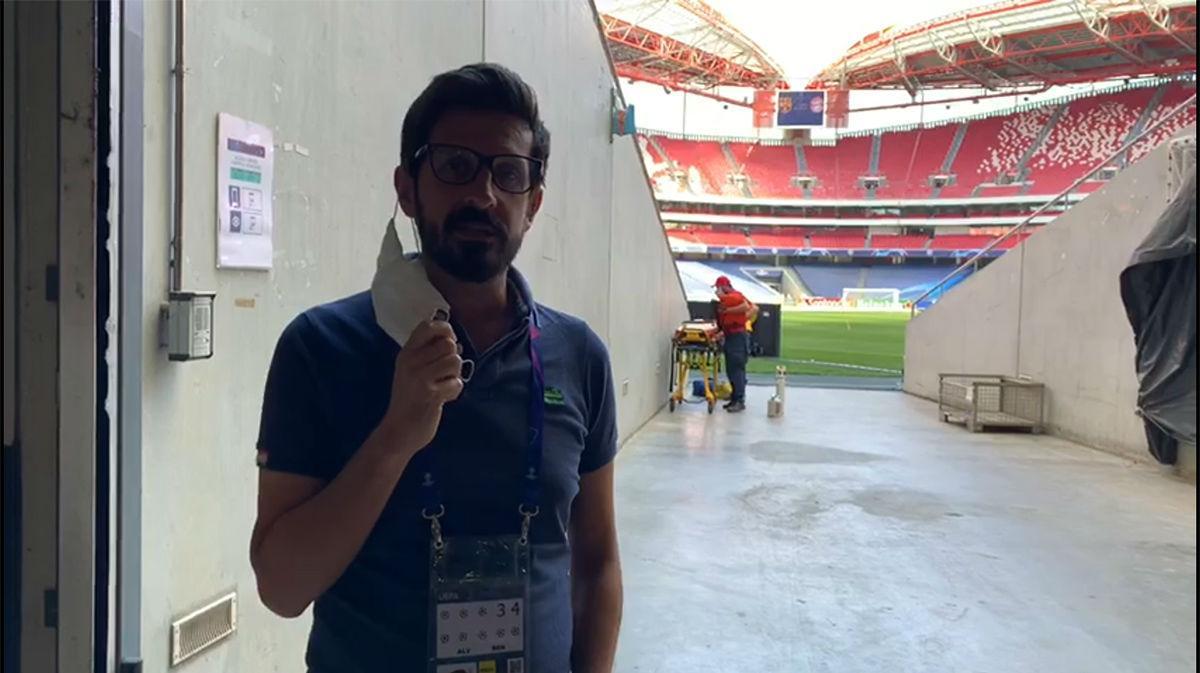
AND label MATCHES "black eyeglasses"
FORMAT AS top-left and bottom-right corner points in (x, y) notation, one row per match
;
(415, 143), (544, 194)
